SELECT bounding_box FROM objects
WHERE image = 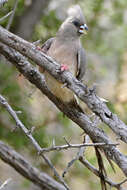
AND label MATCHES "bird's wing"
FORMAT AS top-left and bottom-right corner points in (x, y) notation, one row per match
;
(41, 37), (55, 54)
(39, 38), (54, 73)
(76, 47), (86, 81)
